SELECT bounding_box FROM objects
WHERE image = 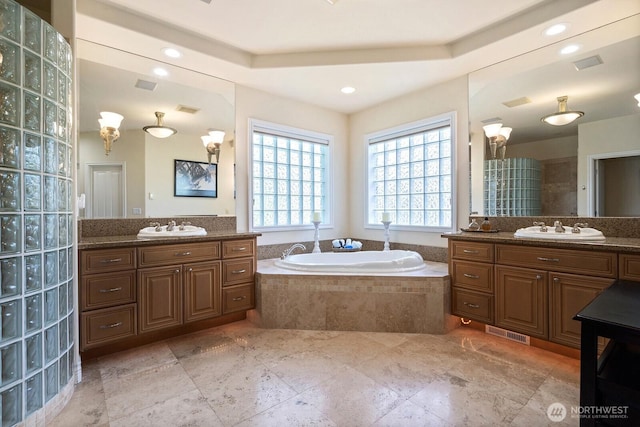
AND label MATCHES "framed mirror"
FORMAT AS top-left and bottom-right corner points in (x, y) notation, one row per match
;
(77, 39), (236, 218)
(469, 18), (640, 218)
